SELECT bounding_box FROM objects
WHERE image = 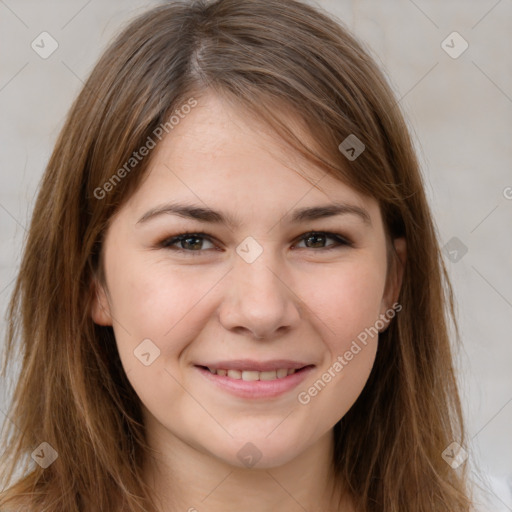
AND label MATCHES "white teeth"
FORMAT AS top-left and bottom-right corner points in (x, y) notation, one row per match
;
(227, 369), (242, 379)
(242, 371), (260, 381)
(206, 367), (299, 381)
